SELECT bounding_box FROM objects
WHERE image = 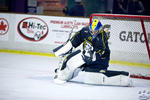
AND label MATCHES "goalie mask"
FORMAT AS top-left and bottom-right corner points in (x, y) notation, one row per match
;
(89, 19), (103, 35)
